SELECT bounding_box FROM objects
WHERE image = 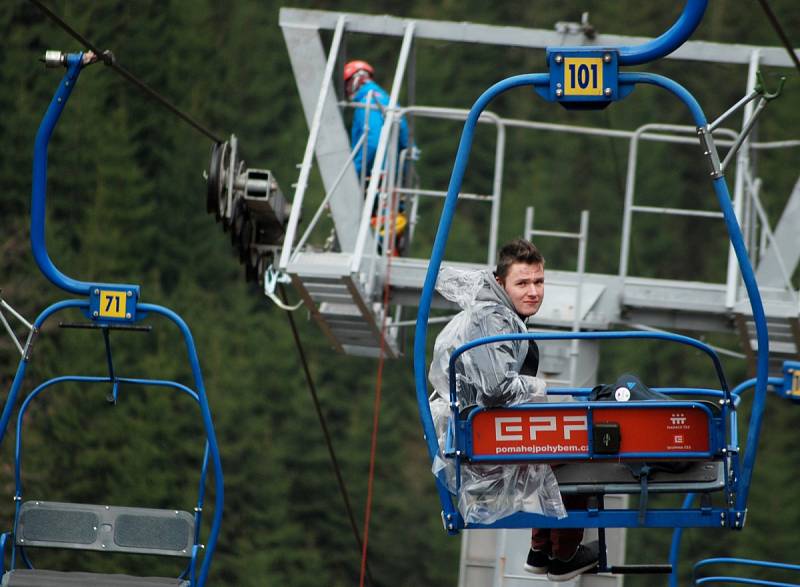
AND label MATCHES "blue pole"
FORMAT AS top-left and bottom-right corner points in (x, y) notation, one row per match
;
(669, 493), (696, 587)
(138, 303), (223, 587)
(412, 74), (549, 525)
(0, 300), (89, 448)
(617, 0), (708, 65)
(31, 53), (95, 295)
(619, 72), (769, 519)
